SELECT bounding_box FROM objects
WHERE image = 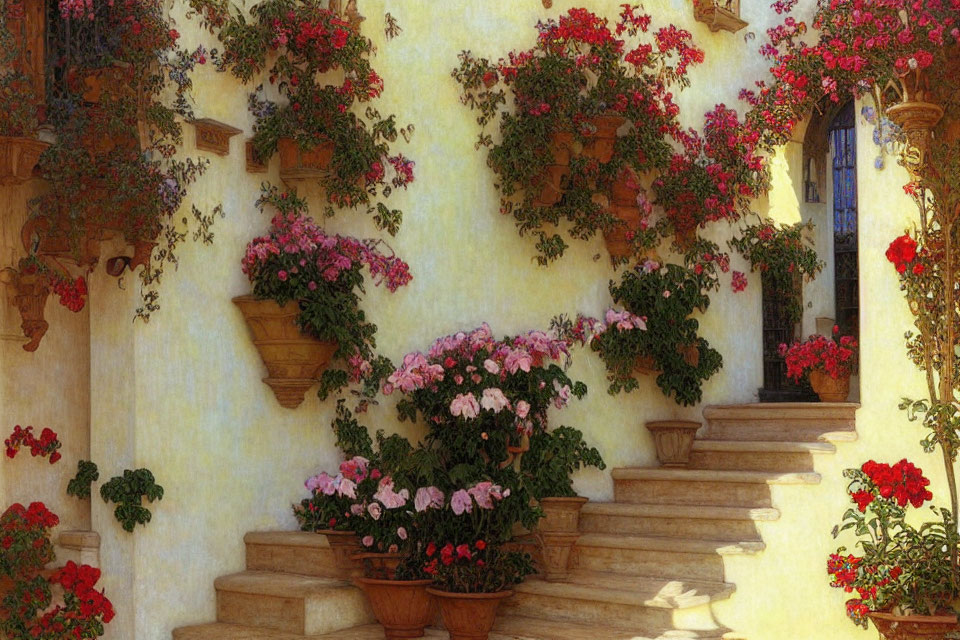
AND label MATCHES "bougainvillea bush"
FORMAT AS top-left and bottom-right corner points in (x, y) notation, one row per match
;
(453, 5), (767, 263)
(779, 327), (858, 383)
(0, 503), (114, 638)
(243, 186), (411, 401)
(189, 0), (414, 235)
(829, 460), (952, 626)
